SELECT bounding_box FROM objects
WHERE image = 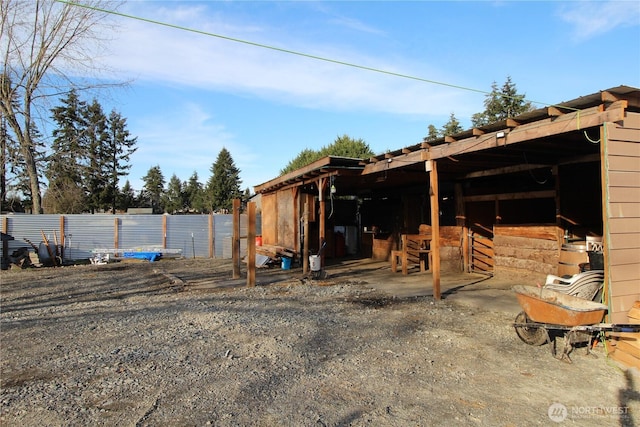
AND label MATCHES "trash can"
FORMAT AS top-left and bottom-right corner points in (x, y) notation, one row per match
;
(281, 256), (292, 270)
